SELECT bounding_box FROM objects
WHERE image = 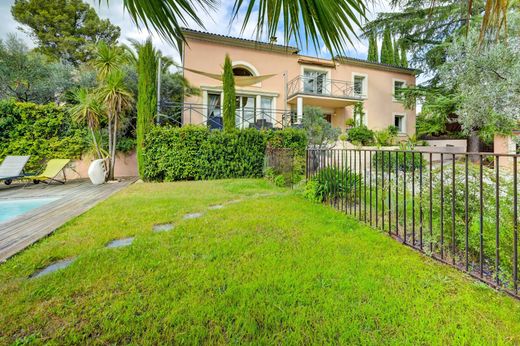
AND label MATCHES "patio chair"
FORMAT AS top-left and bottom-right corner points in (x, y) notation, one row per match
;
(0, 155), (30, 185)
(25, 159), (71, 185)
